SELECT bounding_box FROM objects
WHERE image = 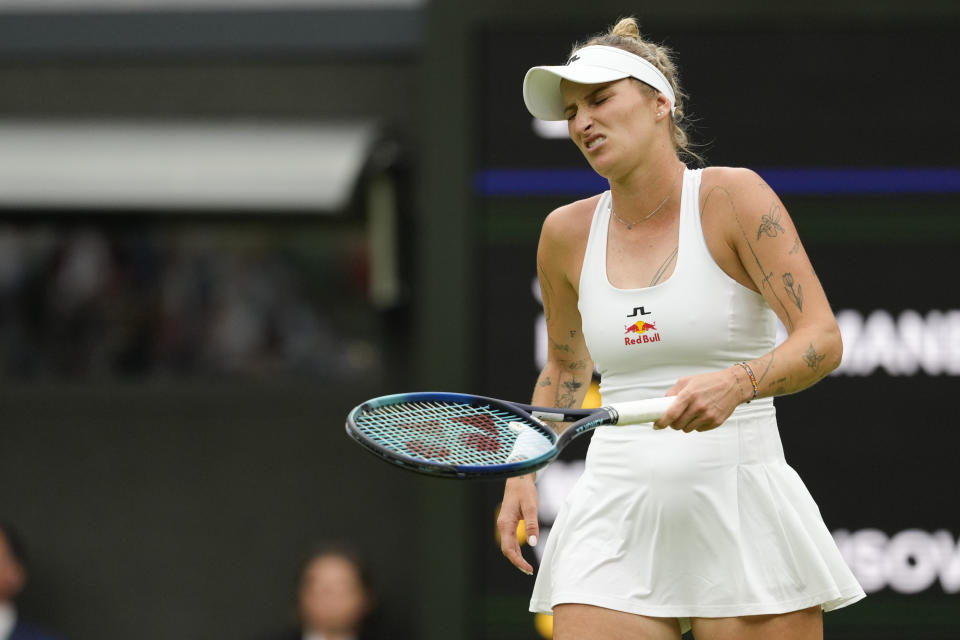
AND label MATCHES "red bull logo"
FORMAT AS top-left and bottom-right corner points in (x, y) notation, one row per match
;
(625, 320), (656, 334)
(624, 320), (661, 345)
